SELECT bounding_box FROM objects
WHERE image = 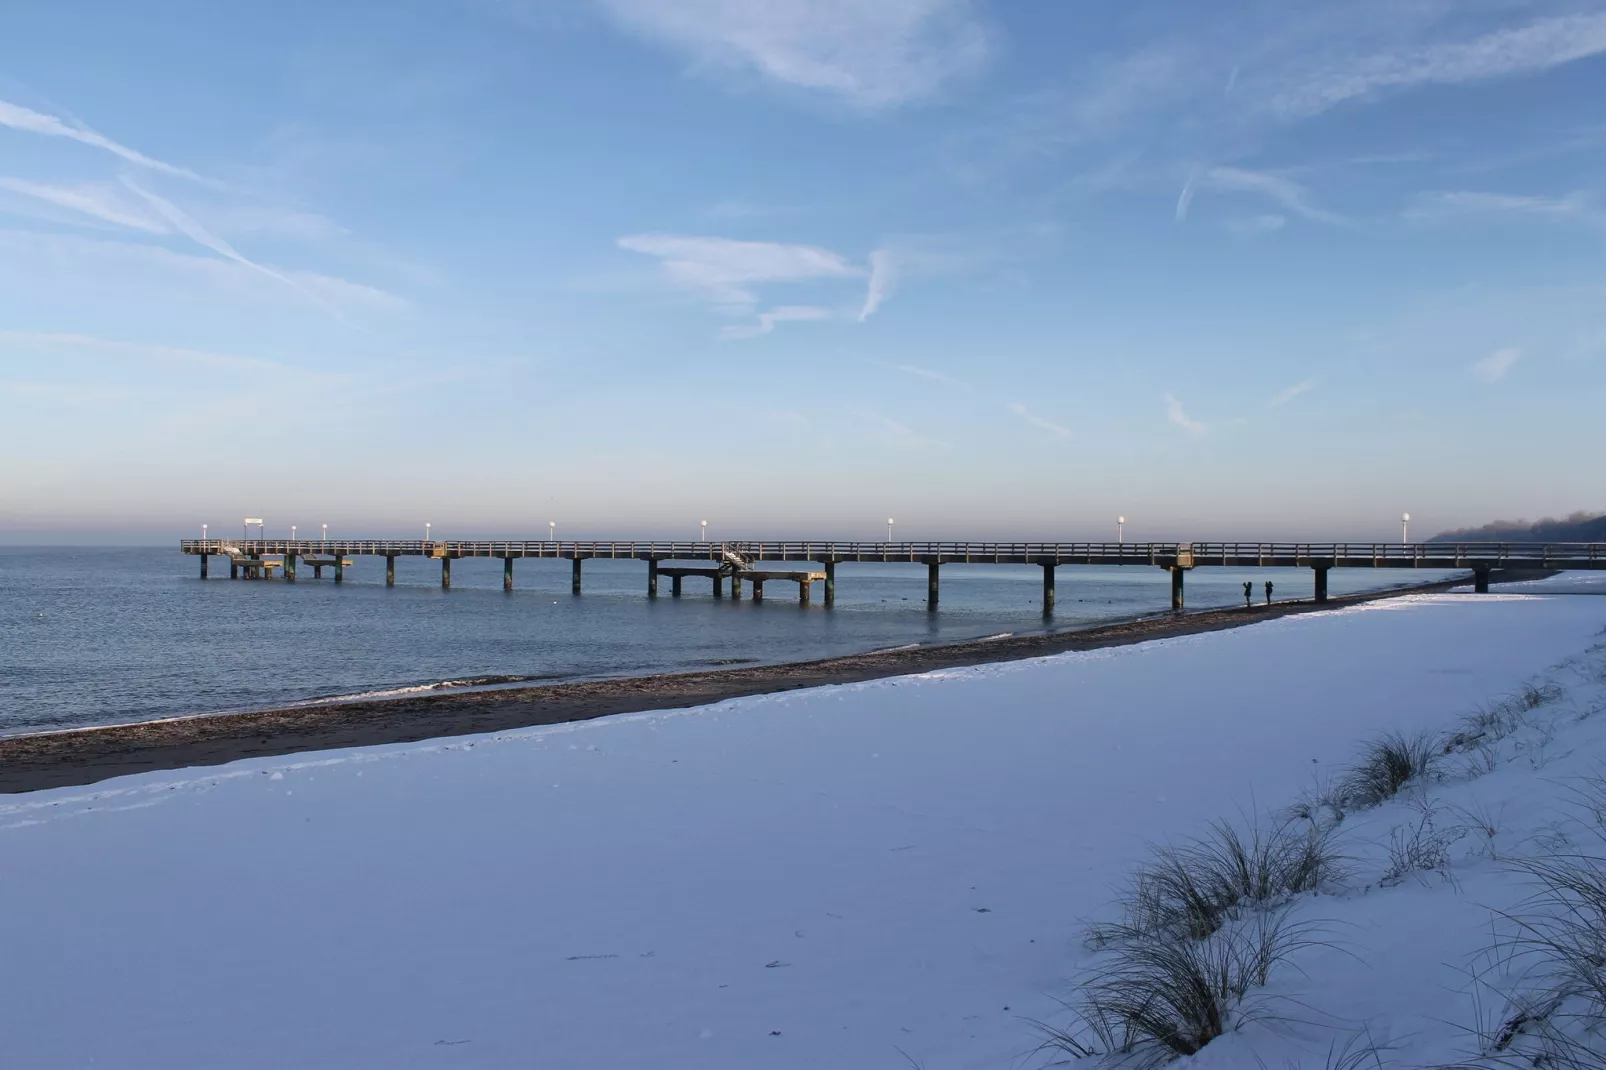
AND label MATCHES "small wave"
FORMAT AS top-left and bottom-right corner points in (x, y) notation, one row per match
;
(294, 674), (556, 706)
(701, 657), (760, 667)
(975, 632), (1015, 642)
(860, 642), (922, 655)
